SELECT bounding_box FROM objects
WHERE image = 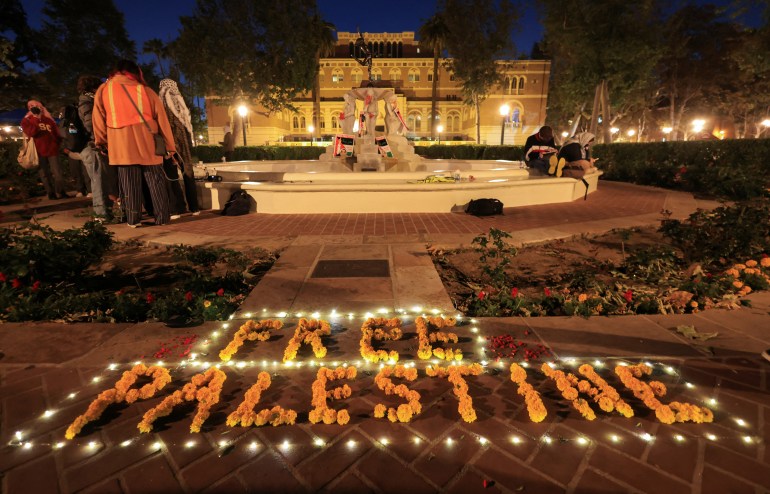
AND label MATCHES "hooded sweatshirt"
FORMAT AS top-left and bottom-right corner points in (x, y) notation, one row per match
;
(558, 132), (595, 163)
